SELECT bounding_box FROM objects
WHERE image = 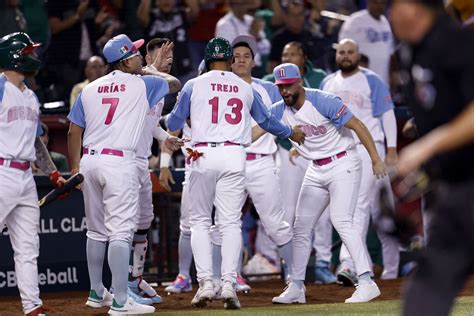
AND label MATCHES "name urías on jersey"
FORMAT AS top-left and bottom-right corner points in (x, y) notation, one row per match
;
(7, 106), (38, 123)
(97, 83), (126, 94)
(211, 83), (239, 93)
